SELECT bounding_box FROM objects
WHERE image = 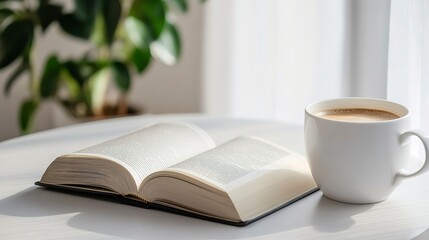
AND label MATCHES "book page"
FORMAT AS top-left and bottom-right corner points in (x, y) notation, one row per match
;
(168, 136), (291, 187)
(76, 122), (215, 182)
